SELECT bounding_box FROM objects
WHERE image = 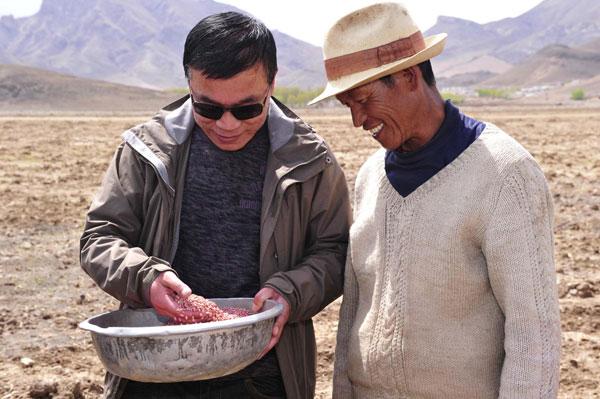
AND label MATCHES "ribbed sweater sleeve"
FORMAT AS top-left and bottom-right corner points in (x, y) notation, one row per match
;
(483, 158), (561, 398)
